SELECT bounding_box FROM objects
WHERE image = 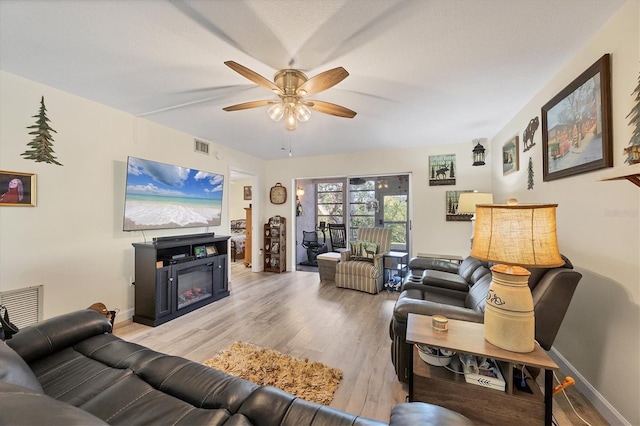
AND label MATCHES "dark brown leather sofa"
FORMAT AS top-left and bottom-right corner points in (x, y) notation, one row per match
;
(390, 255), (582, 383)
(1, 309), (472, 425)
